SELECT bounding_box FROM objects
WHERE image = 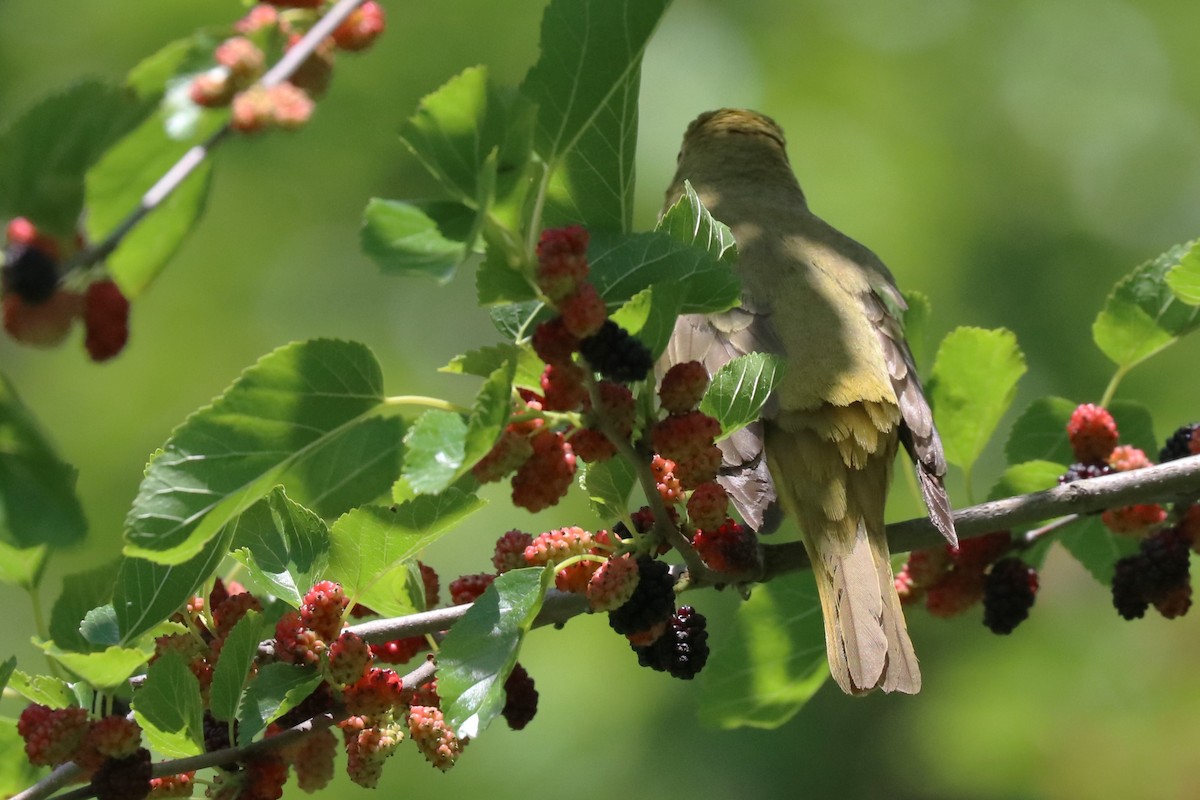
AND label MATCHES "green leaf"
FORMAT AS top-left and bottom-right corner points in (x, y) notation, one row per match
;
(236, 663), (323, 746)
(490, 299), (544, 342)
(133, 650), (205, 757)
(8, 670), (73, 708)
(280, 415), (404, 520)
(402, 410), (468, 495)
(85, 111), (223, 298)
(589, 230), (741, 314)
(927, 327), (1027, 472)
(210, 610), (265, 723)
(327, 490), (482, 613)
(124, 339), (389, 565)
(39, 643), (149, 690)
(49, 561), (120, 653)
(440, 568), (549, 738)
(1005, 396), (1156, 466)
(656, 180), (737, 263)
(0, 542), (48, 590)
(114, 525), (233, 645)
(610, 285), (684, 360)
(698, 571), (828, 729)
(902, 290), (932, 369)
(80, 605), (121, 648)
(521, 0), (669, 166)
(1058, 517), (1140, 586)
(1093, 240), (1200, 369)
(0, 717), (40, 796)
(442, 343), (543, 391)
(987, 460), (1065, 502)
(361, 199), (469, 283)
(581, 456), (636, 523)
(476, 238), (538, 306)
(0, 373), (87, 551)
(700, 353), (786, 438)
(0, 81), (146, 235)
(0, 657), (14, 697)
(463, 361), (518, 476)
(229, 488), (330, 608)
(1166, 241), (1200, 305)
